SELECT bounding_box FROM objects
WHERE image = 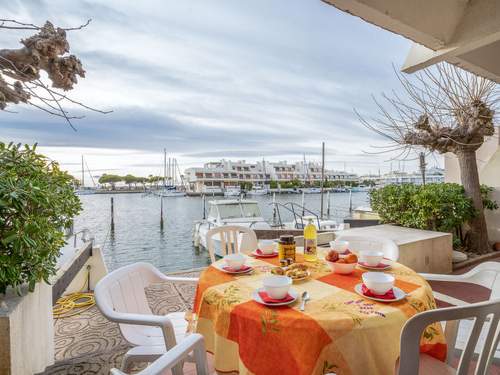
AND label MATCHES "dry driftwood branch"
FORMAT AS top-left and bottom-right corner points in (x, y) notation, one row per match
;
(357, 63), (498, 254)
(0, 18), (111, 130)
